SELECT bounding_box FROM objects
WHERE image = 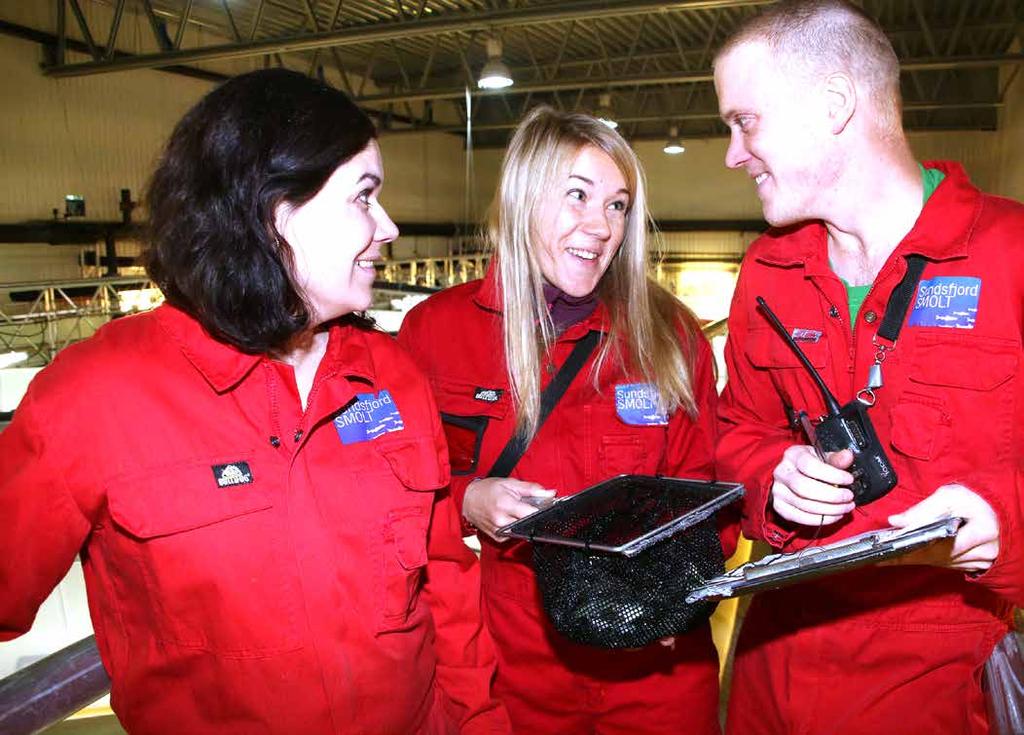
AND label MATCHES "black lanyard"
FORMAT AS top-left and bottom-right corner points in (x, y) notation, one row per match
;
(486, 330), (601, 478)
(858, 254), (927, 405)
(878, 254), (927, 342)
